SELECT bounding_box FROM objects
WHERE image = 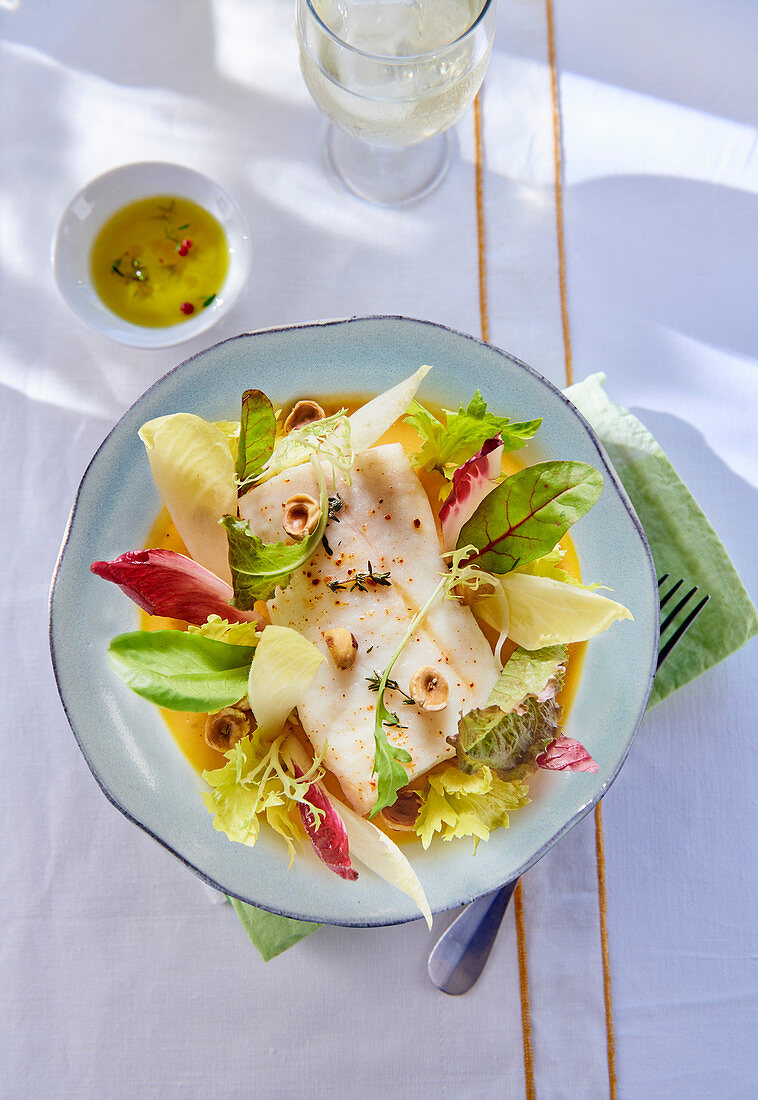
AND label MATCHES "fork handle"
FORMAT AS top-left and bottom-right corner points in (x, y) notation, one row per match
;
(427, 878), (518, 995)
